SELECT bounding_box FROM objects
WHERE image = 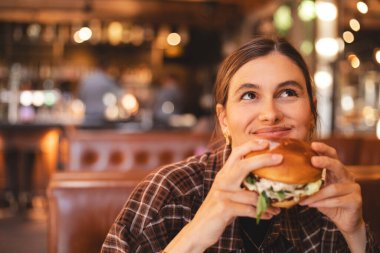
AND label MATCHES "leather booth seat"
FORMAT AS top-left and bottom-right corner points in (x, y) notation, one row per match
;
(320, 136), (380, 165)
(47, 166), (380, 253)
(61, 132), (380, 173)
(62, 130), (211, 171)
(348, 166), (380, 242)
(47, 170), (153, 253)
